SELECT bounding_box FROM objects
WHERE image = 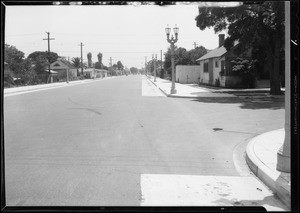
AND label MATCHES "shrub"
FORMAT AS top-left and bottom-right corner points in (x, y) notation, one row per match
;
(215, 78), (220, 87)
(230, 57), (256, 88)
